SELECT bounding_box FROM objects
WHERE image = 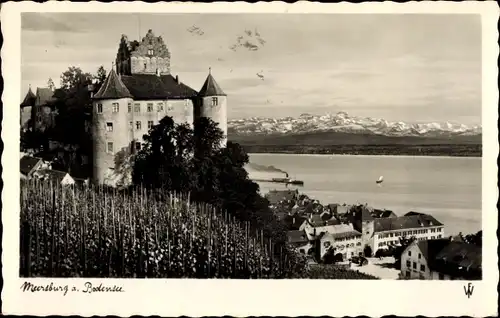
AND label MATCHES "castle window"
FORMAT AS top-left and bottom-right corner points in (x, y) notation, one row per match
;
(134, 103), (140, 112)
(212, 97), (218, 106)
(157, 103), (164, 112)
(128, 103), (132, 113)
(148, 49), (154, 55)
(107, 142), (114, 153)
(147, 103), (153, 112)
(112, 103), (119, 113)
(136, 121), (142, 130)
(135, 142), (141, 151)
(148, 121), (154, 129)
(97, 103), (103, 113)
(106, 122), (113, 132)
